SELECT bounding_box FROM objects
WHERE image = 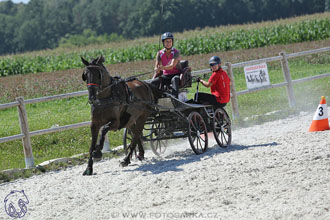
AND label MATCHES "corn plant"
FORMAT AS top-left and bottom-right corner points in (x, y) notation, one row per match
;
(0, 18), (329, 77)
